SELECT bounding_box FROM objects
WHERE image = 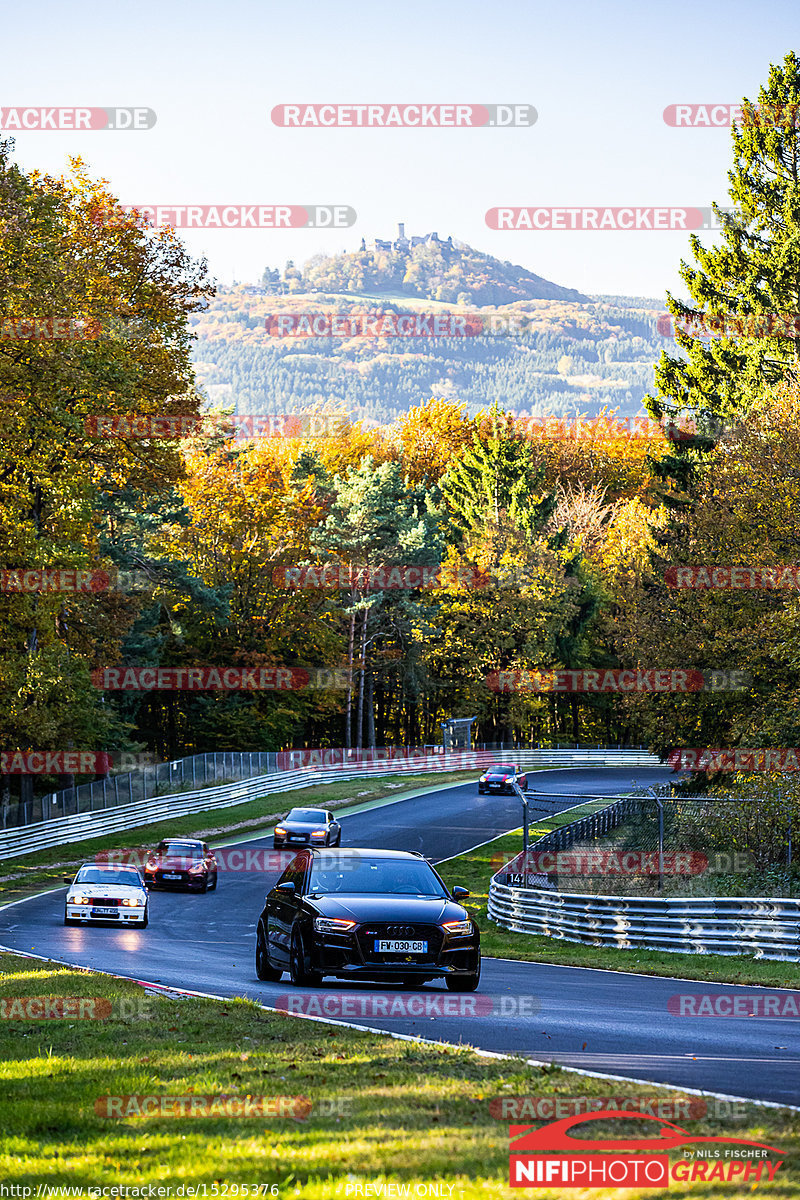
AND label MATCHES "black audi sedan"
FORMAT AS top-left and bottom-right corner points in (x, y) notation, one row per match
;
(477, 762), (528, 795)
(272, 807), (341, 850)
(254, 848), (480, 991)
